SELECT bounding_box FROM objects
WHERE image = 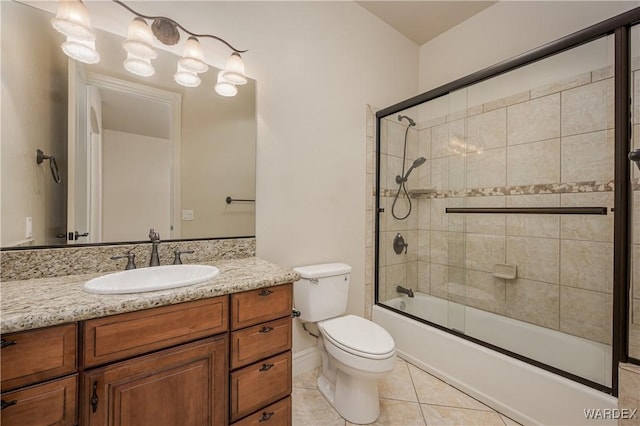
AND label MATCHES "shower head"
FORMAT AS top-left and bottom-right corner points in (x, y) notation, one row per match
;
(398, 115), (416, 127)
(412, 157), (426, 168)
(396, 157), (427, 184)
